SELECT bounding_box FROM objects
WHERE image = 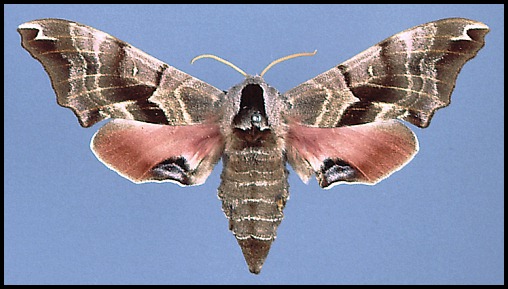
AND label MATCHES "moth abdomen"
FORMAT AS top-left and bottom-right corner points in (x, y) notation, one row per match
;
(218, 146), (289, 274)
